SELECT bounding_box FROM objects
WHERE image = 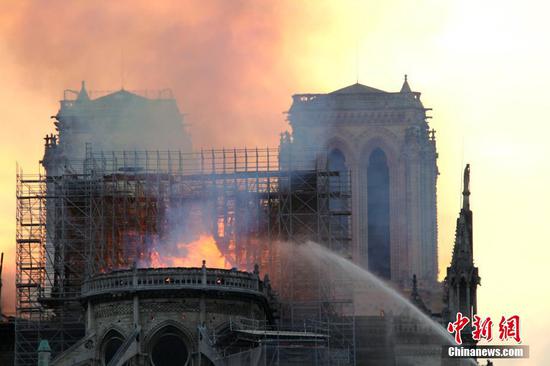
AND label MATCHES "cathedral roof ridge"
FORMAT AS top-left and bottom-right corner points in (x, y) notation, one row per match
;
(93, 88), (149, 102)
(330, 82), (387, 95)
